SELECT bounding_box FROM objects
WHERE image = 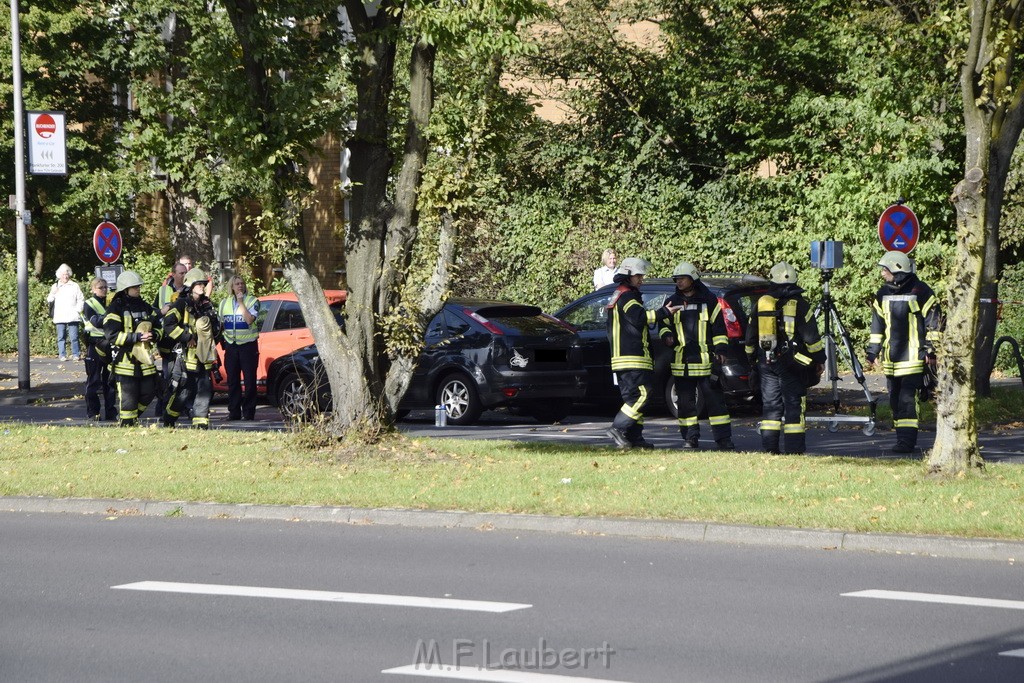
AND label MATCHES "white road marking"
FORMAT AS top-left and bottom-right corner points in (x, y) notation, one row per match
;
(1000, 649), (1024, 658)
(382, 664), (632, 682)
(844, 589), (1024, 611)
(112, 581), (531, 613)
